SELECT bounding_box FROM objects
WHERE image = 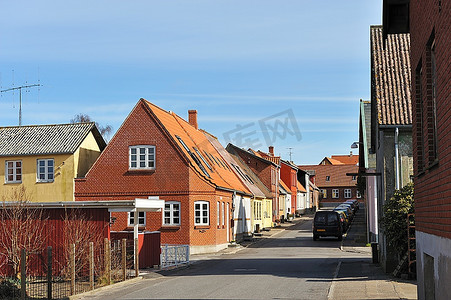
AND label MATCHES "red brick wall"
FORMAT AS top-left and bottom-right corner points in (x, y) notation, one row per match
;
(411, 0), (451, 239)
(280, 163), (297, 214)
(75, 101), (230, 247)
